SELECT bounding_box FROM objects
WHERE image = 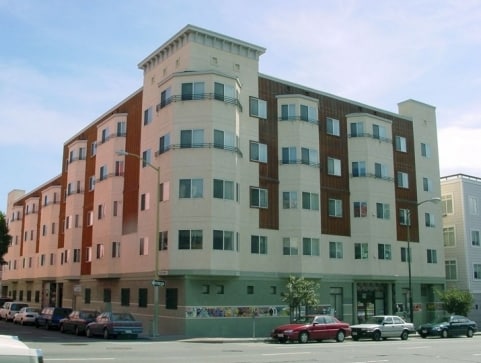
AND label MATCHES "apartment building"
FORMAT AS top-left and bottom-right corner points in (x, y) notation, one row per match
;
(3, 25), (444, 337)
(441, 174), (481, 324)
